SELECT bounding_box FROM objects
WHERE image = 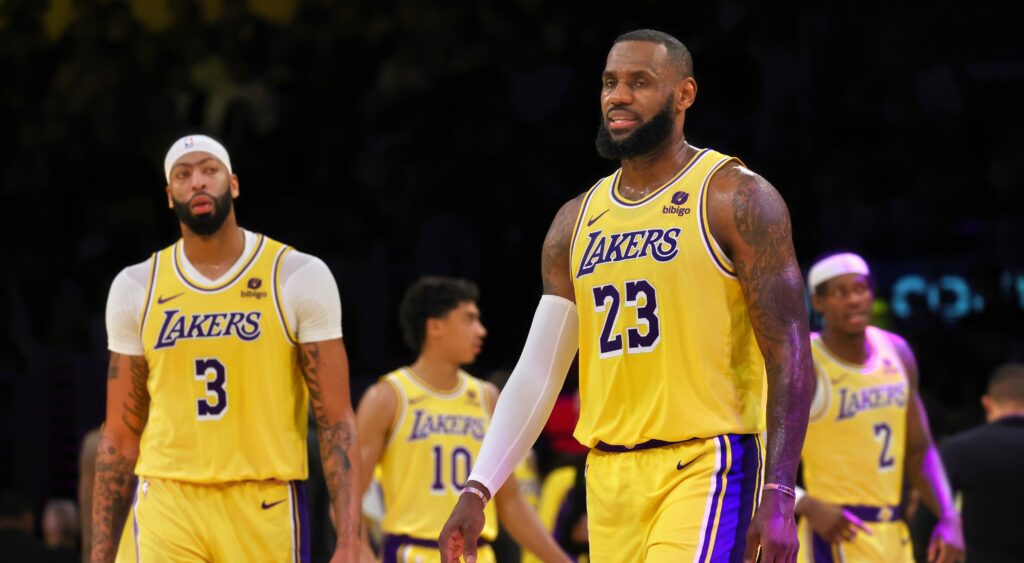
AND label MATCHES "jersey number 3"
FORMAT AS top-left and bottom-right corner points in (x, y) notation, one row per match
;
(593, 280), (661, 358)
(195, 358), (228, 420)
